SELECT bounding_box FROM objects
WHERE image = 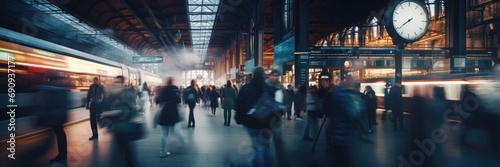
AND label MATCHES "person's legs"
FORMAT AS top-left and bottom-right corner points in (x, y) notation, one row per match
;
(224, 109), (228, 125)
(227, 109), (232, 125)
(173, 123), (189, 145)
(247, 128), (273, 167)
(303, 114), (313, 140)
(89, 108), (98, 139)
(160, 126), (170, 157)
(51, 125), (67, 162)
(188, 103), (195, 127)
